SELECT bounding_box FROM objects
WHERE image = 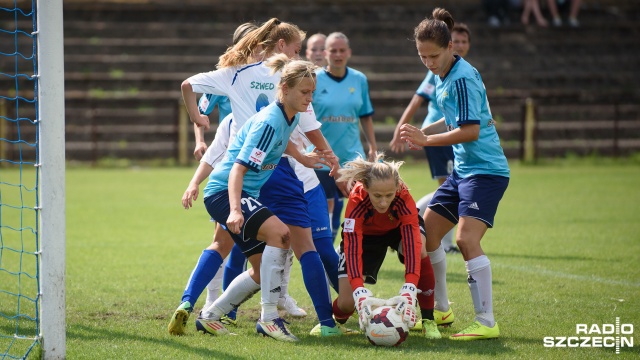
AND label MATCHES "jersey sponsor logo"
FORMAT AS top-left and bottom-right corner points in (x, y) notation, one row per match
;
(321, 115), (356, 123)
(255, 93), (270, 112)
(422, 83), (435, 96)
(343, 218), (355, 232)
(261, 163), (277, 170)
(249, 148), (266, 165)
(199, 96), (210, 113)
(250, 81), (275, 90)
